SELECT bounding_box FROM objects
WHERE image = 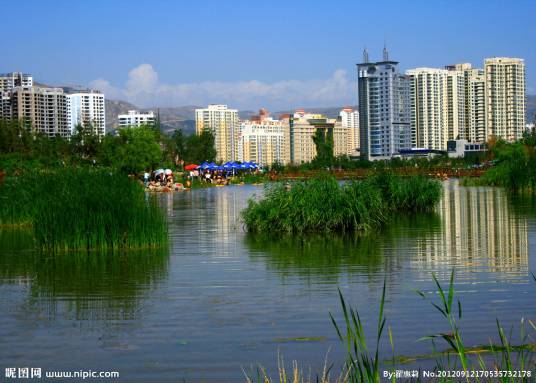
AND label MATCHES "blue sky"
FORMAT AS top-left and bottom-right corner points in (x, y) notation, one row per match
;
(2, 0), (534, 110)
